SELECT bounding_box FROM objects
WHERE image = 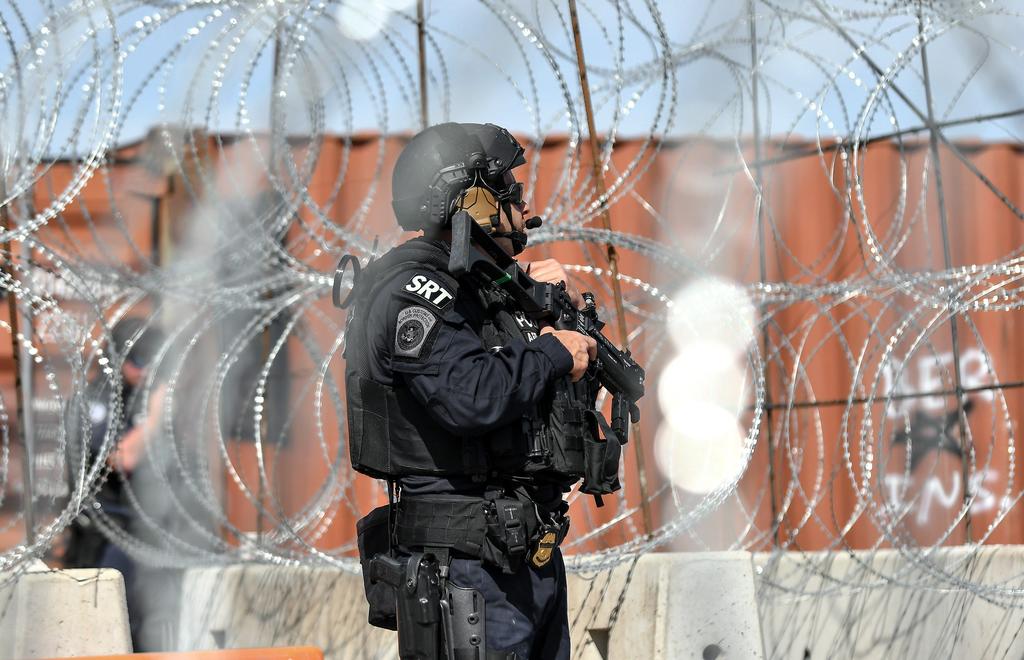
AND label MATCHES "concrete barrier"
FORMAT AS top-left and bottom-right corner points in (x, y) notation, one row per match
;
(178, 553), (766, 660)
(177, 564), (397, 660)
(755, 545), (1024, 659)
(0, 563), (132, 658)
(14, 547), (1023, 659)
(567, 552), (766, 660)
